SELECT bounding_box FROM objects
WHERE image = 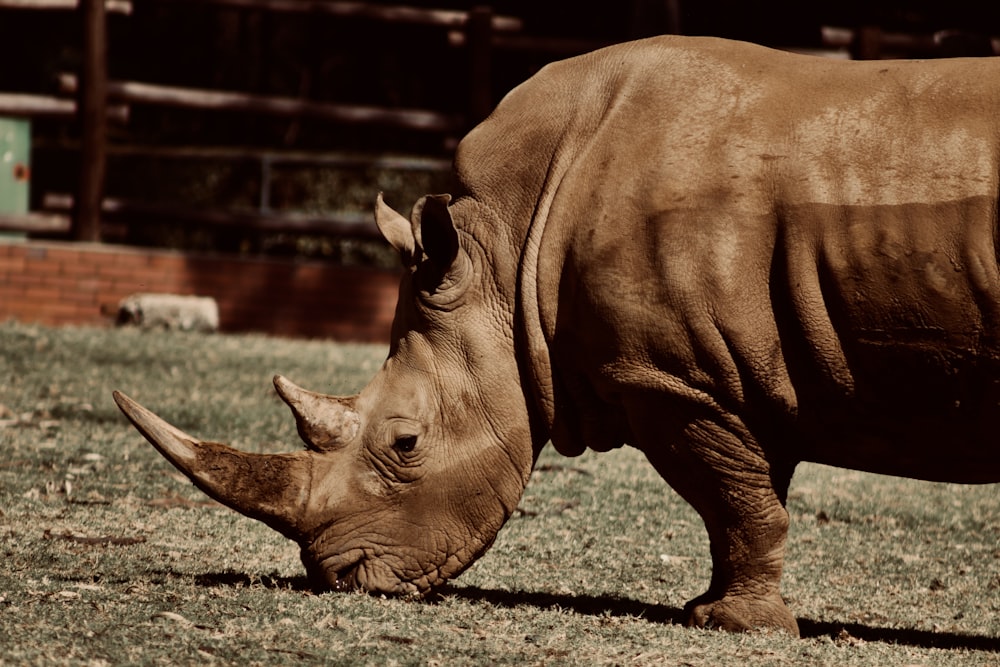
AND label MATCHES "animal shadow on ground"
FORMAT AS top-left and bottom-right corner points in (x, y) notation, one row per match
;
(440, 585), (683, 624)
(796, 618), (1000, 652)
(189, 570), (312, 591)
(446, 585), (1000, 651)
(179, 574), (1000, 651)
